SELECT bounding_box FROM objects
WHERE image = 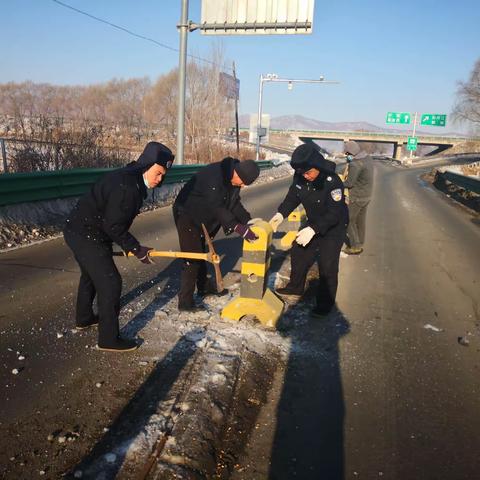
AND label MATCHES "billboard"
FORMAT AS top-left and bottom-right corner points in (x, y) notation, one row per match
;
(200, 0), (314, 35)
(219, 72), (240, 100)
